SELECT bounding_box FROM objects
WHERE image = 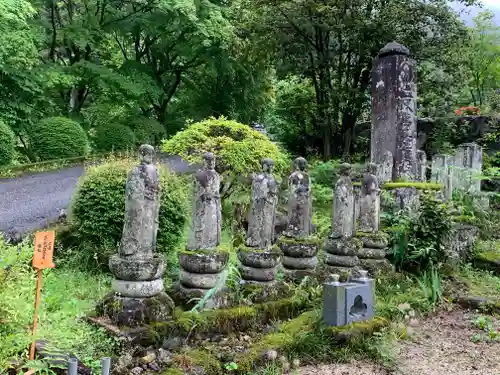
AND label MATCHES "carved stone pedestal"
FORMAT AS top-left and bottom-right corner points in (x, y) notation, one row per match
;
(278, 236), (319, 280)
(101, 253), (174, 326)
(177, 249), (229, 299)
(356, 232), (393, 276)
(324, 236), (362, 280)
(238, 247), (282, 285)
